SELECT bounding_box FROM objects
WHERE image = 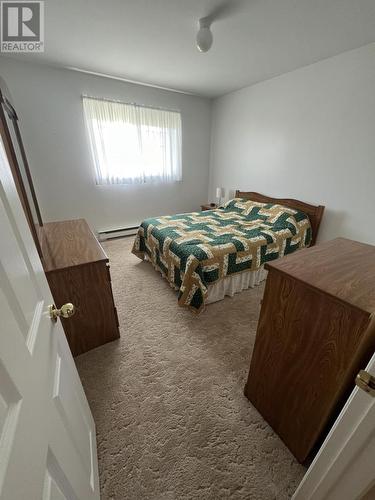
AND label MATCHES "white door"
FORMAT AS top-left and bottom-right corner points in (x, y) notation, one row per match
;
(0, 132), (99, 497)
(293, 341), (375, 500)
